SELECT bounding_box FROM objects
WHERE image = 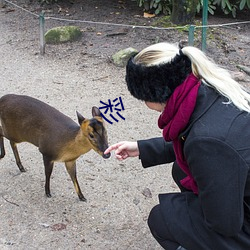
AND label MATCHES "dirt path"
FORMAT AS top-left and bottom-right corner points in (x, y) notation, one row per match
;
(0, 1), (249, 249)
(0, 3), (176, 250)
